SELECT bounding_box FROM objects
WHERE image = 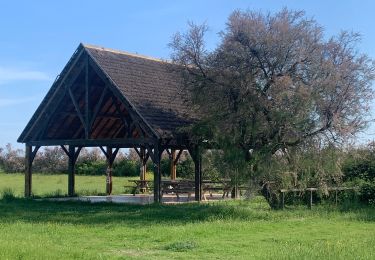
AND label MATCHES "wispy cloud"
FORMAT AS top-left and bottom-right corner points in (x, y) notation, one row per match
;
(0, 96), (41, 107)
(0, 66), (51, 85)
